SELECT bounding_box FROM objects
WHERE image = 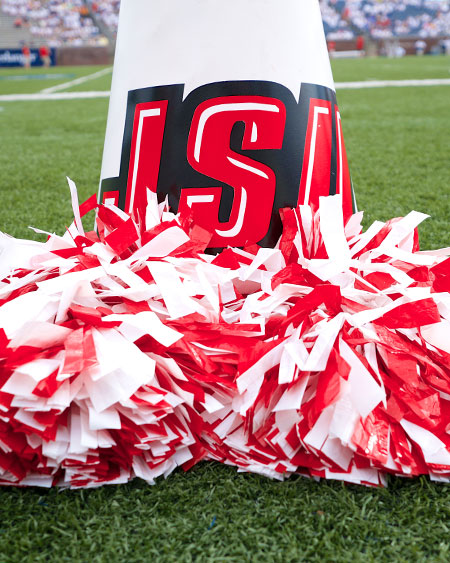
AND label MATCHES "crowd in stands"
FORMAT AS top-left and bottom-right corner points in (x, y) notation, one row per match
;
(88, 0), (120, 35)
(321, 0), (450, 40)
(1, 0), (449, 47)
(320, 0), (355, 39)
(2, 0), (108, 46)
